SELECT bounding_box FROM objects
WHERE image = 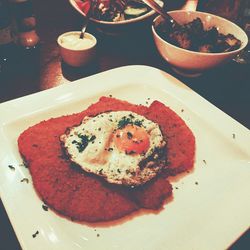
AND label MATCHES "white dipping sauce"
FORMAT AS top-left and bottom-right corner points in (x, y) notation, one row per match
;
(61, 33), (94, 50)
